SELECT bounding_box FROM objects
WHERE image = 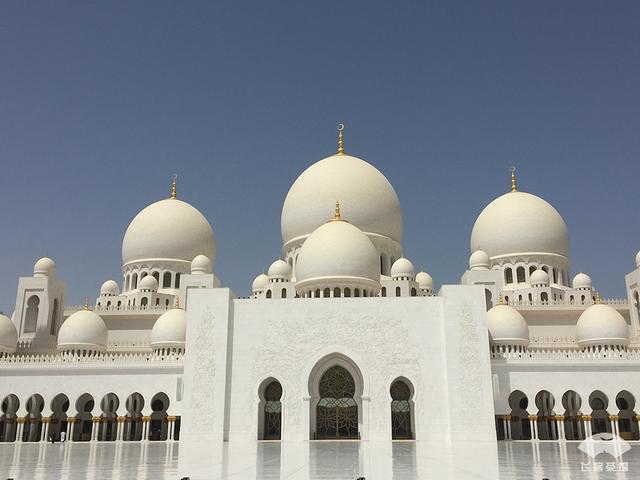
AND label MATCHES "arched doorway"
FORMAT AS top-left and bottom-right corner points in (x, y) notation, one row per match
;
(0, 395), (19, 442)
(616, 390), (639, 440)
(258, 379), (282, 440)
(73, 393), (95, 441)
(49, 394), (69, 441)
(562, 390), (585, 440)
(535, 390), (558, 440)
(23, 394), (44, 442)
(508, 390), (531, 440)
(149, 392), (169, 441)
(390, 379), (414, 439)
(124, 393), (144, 441)
(315, 366), (358, 439)
(98, 393), (119, 441)
(589, 390), (611, 434)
